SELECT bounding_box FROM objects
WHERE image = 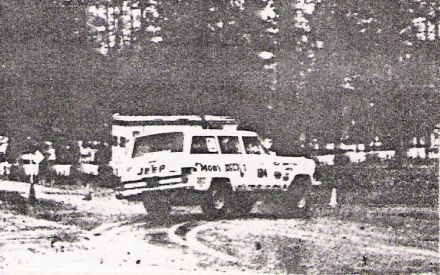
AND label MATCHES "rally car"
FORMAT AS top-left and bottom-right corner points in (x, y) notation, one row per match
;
(112, 114), (319, 218)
